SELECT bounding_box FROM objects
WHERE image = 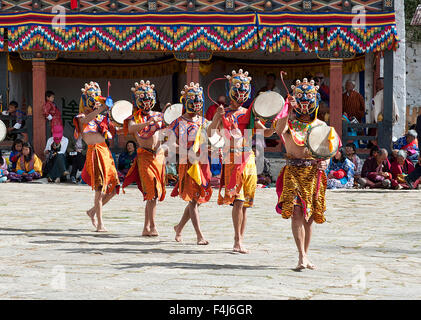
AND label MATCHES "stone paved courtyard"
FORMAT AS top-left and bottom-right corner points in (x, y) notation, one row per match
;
(0, 183), (420, 300)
